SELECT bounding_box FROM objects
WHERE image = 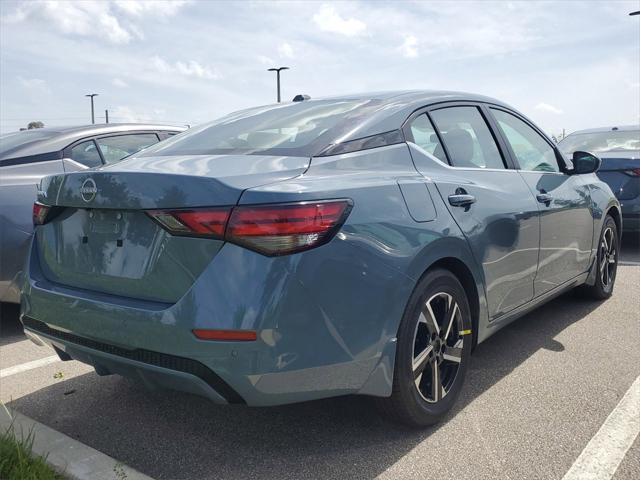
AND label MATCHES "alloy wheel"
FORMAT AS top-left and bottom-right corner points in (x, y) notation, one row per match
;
(412, 292), (465, 403)
(599, 227), (617, 288)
